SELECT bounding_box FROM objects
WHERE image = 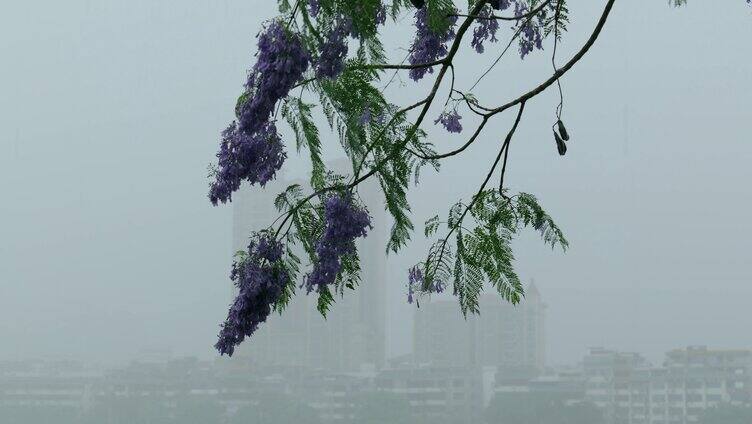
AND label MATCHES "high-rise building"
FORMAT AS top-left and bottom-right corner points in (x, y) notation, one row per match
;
(413, 282), (546, 373)
(230, 161), (387, 371)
